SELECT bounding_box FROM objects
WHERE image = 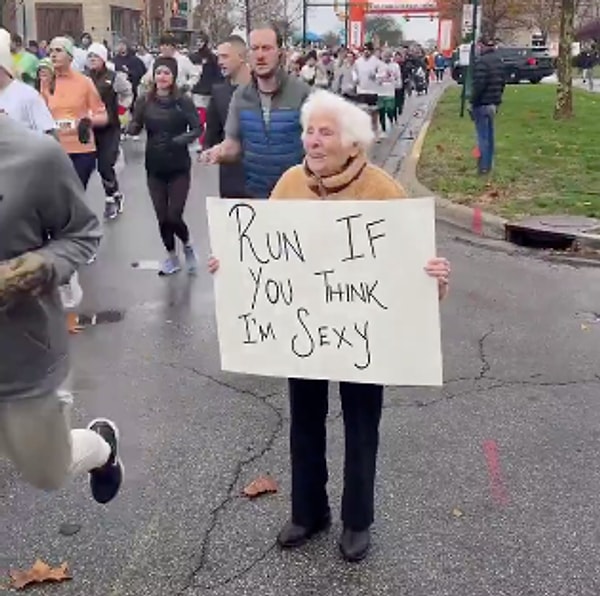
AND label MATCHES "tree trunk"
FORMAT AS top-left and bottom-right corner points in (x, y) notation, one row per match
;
(554, 0), (575, 119)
